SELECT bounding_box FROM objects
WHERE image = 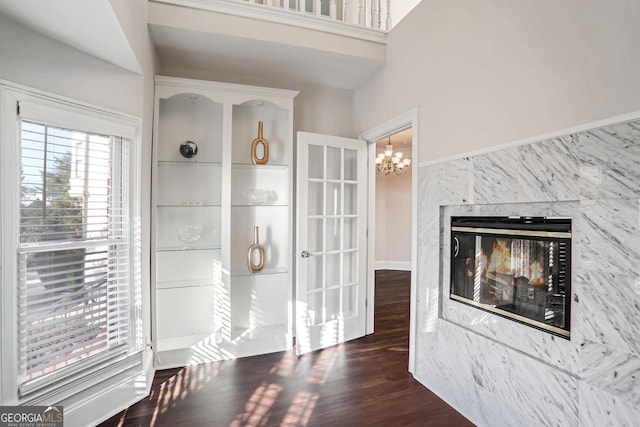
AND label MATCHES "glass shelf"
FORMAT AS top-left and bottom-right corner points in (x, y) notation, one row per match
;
(231, 267), (288, 278)
(157, 203), (222, 208)
(308, 177), (357, 185)
(157, 279), (216, 290)
(156, 245), (222, 252)
(231, 203), (288, 207)
(232, 163), (288, 170)
(158, 160), (222, 166)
